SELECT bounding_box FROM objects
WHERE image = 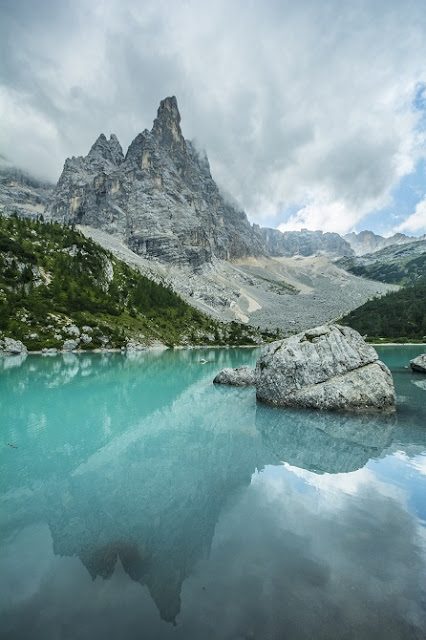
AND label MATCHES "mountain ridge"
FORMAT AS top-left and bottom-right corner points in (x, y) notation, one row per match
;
(337, 237), (426, 284)
(344, 230), (424, 256)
